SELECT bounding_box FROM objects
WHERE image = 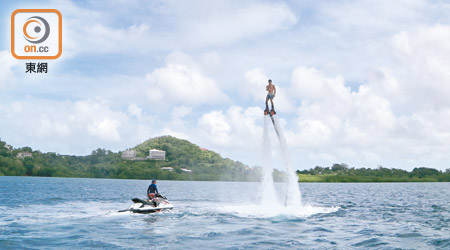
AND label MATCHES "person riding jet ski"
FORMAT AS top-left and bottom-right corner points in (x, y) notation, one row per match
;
(119, 179), (173, 213)
(147, 179), (159, 207)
